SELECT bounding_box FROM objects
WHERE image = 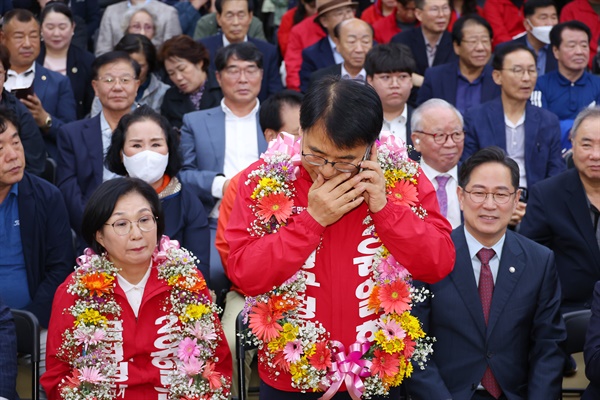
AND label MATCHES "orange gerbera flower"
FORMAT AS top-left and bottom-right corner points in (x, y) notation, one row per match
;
(249, 302), (283, 341)
(256, 193), (293, 224)
(81, 272), (114, 297)
(273, 350), (291, 373)
(378, 280), (411, 315)
(370, 348), (400, 378)
(309, 342), (332, 370)
(201, 361), (223, 390)
(388, 180), (418, 207)
(368, 286), (381, 311)
(269, 294), (298, 314)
